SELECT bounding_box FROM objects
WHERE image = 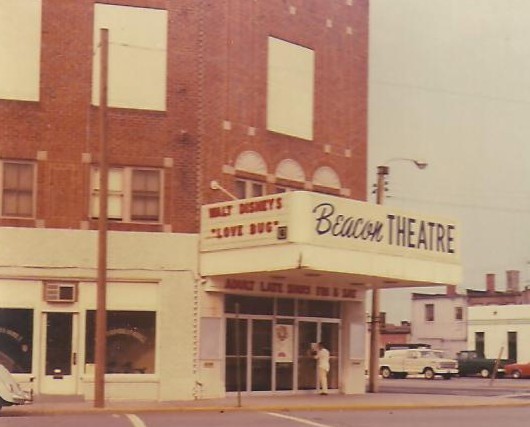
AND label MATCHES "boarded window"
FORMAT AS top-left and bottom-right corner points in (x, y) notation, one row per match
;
(92, 4), (168, 111)
(0, 0), (41, 101)
(267, 37), (314, 140)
